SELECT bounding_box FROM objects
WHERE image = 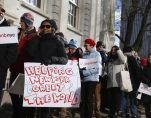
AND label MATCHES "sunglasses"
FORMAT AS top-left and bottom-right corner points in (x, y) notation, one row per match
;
(40, 25), (51, 29)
